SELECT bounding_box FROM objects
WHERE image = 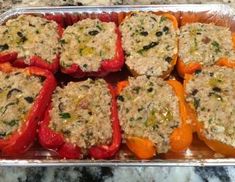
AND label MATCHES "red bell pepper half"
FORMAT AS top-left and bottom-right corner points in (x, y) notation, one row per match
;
(38, 83), (121, 159)
(0, 17), (63, 73)
(60, 27), (124, 78)
(0, 63), (56, 156)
